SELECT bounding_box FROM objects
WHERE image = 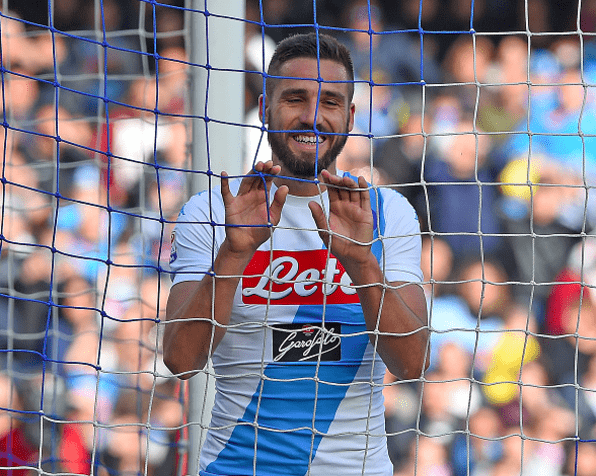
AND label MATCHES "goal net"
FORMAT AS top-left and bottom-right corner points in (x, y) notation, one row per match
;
(1, 1), (595, 475)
